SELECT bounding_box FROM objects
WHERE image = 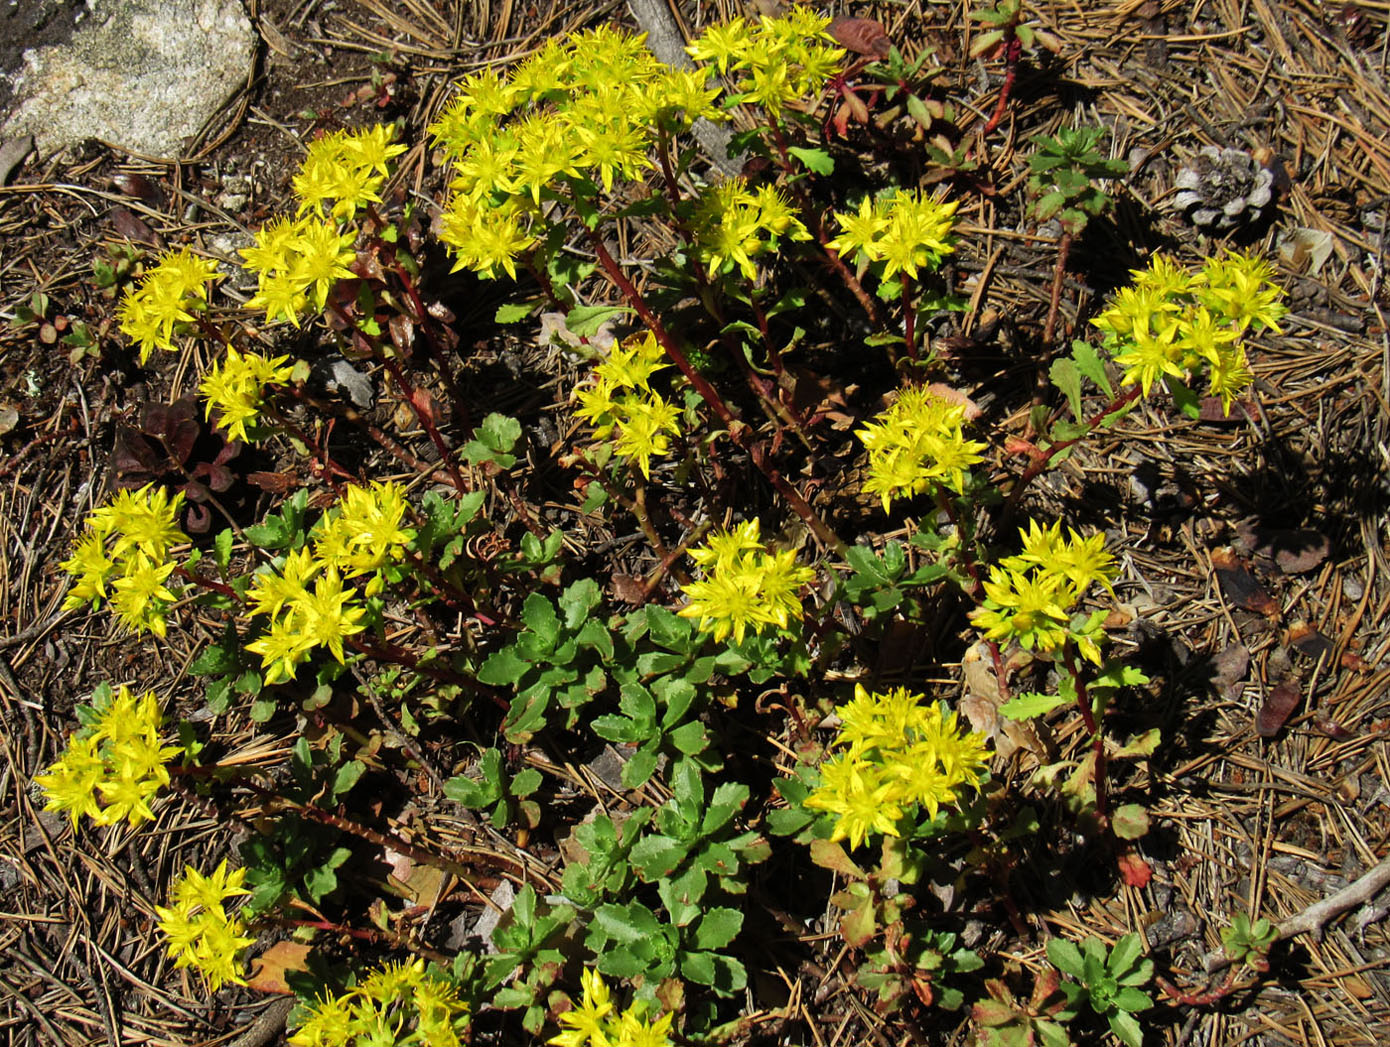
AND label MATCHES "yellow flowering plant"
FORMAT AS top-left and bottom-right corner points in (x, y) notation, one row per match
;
(34, 683), (182, 828)
(41, 5), (1307, 1043)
